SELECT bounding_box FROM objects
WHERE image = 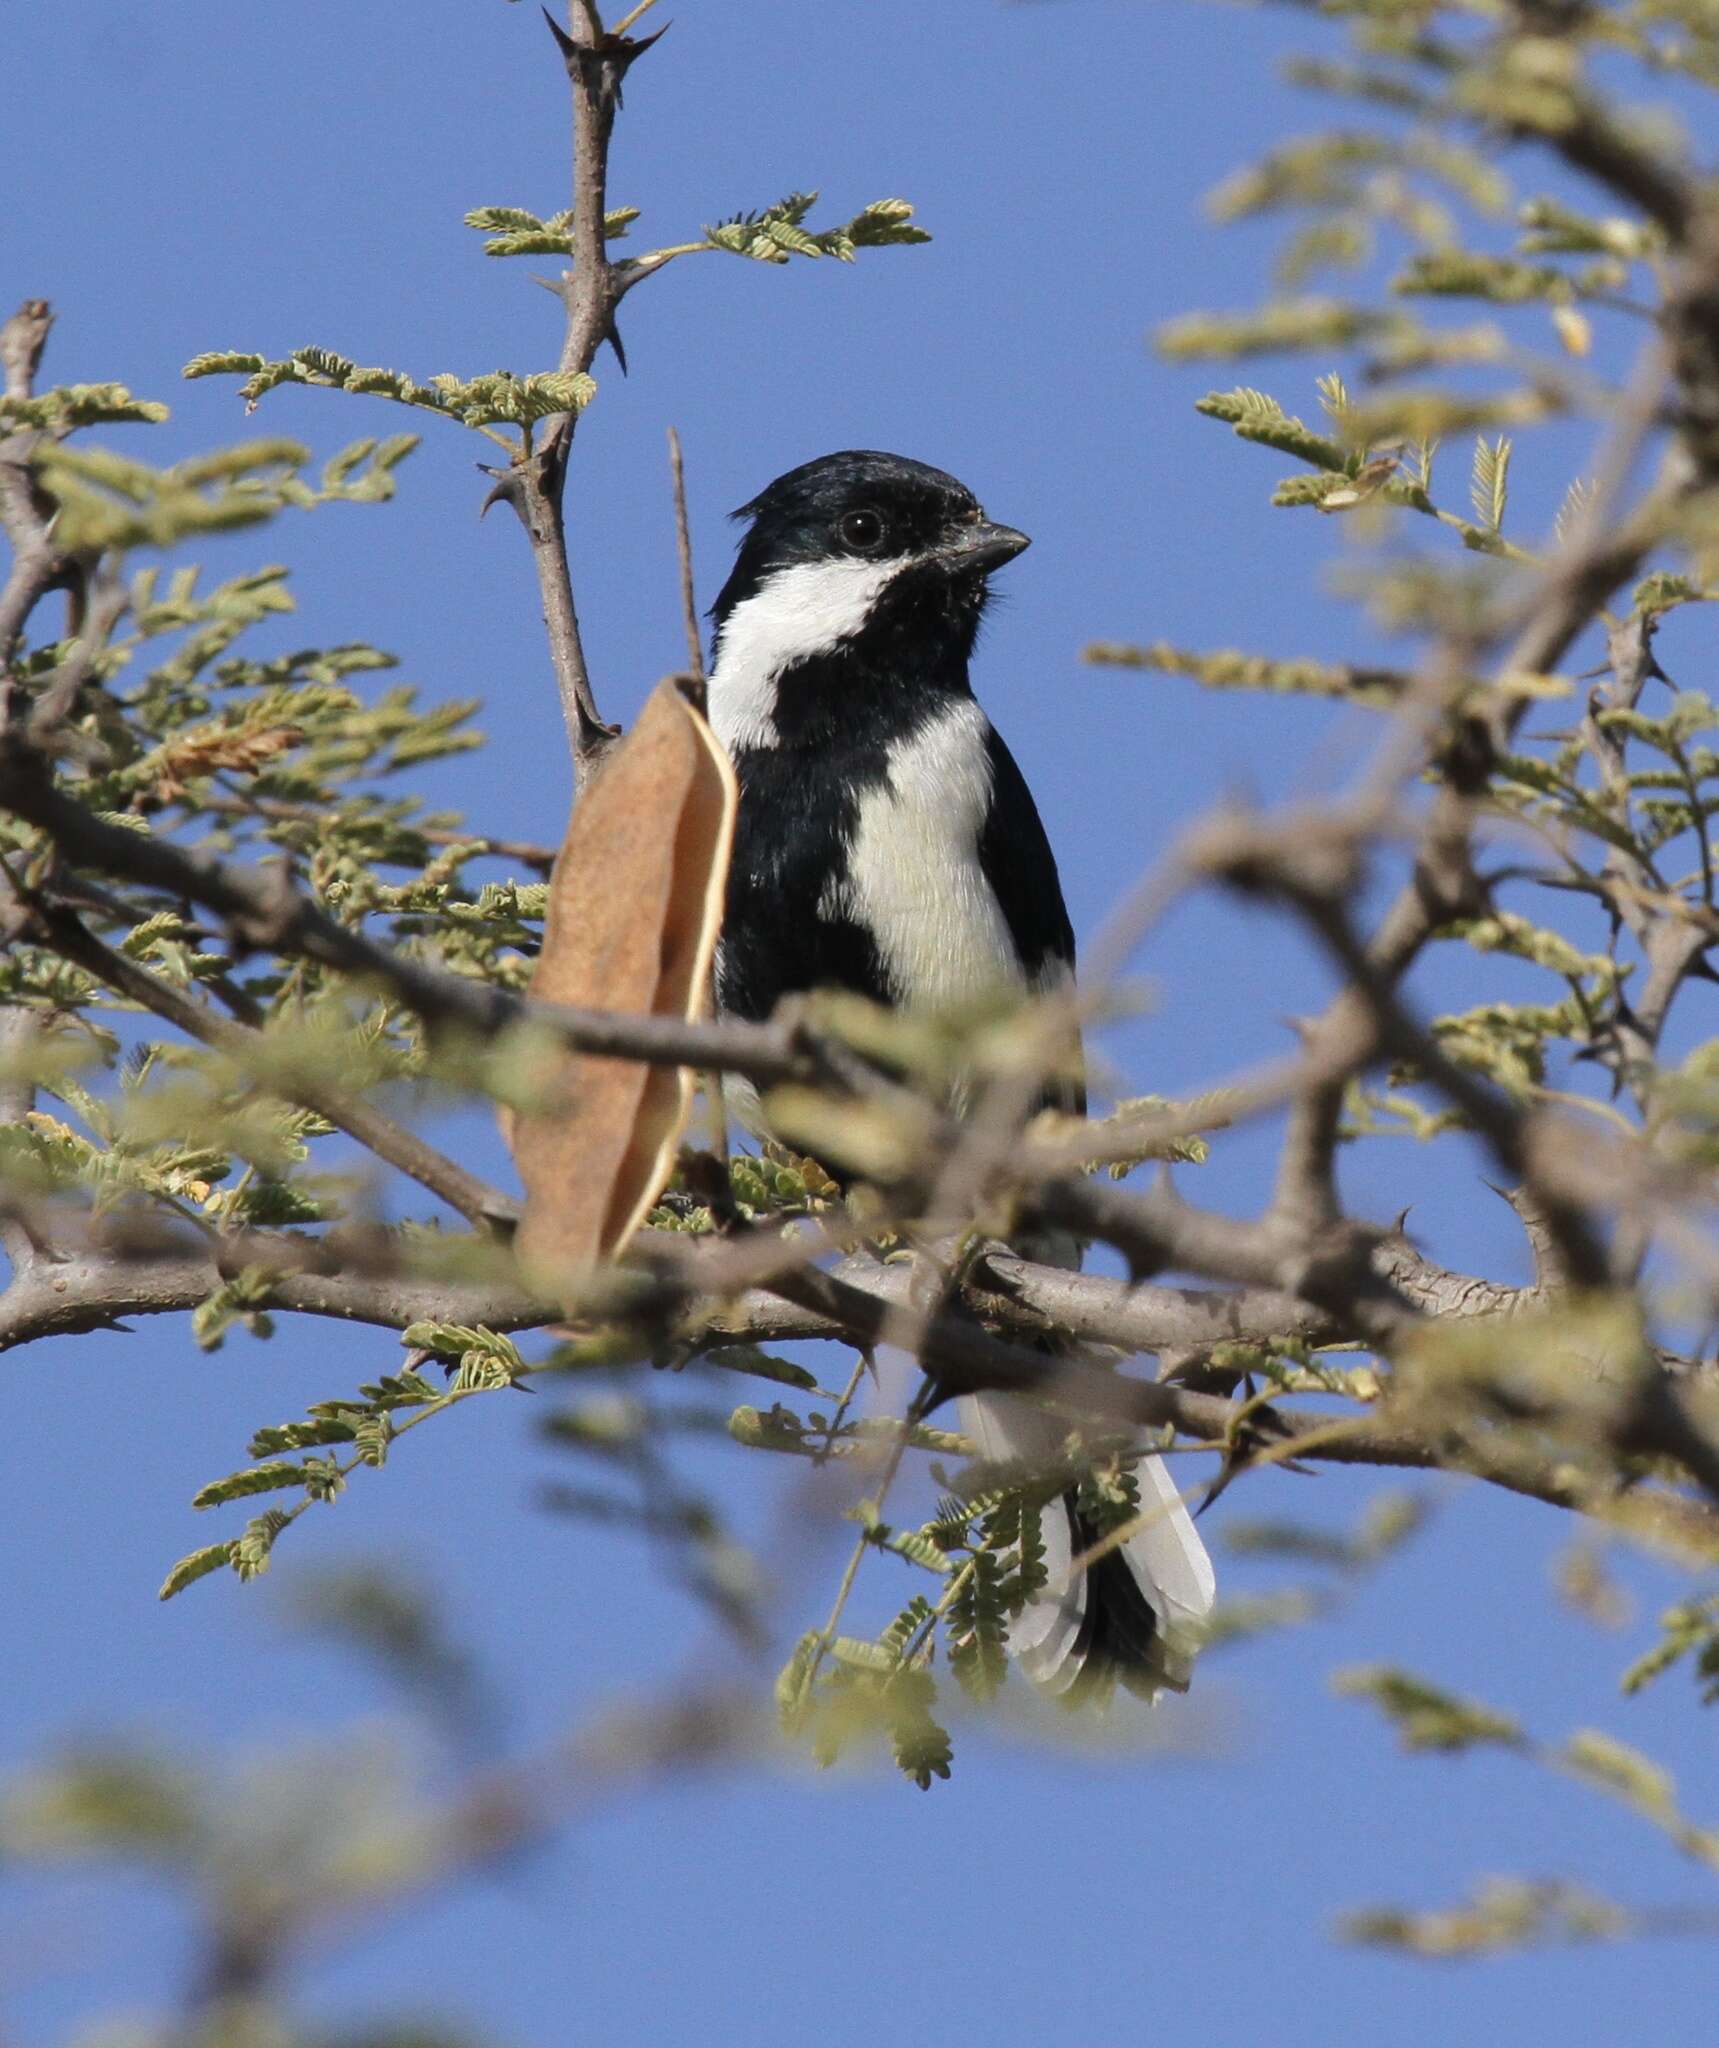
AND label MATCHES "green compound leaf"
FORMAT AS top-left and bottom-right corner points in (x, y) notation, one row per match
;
(184, 347), (594, 431)
(702, 193), (929, 265)
(465, 203), (640, 255)
(1394, 249), (1578, 304)
(0, 383), (170, 431)
(1194, 386), (1349, 470)
(158, 1541), (238, 1602)
(233, 1508), (292, 1583)
(1342, 1877), (1635, 1958)
(1335, 1664), (1526, 1753)
(191, 1460), (315, 1511)
(1470, 434), (1512, 533)
(886, 1669), (953, 1790)
(1159, 297), (1398, 360)
(775, 1630), (823, 1733)
(1086, 638), (1402, 708)
(948, 1550), (1011, 1703)
(1621, 1597), (1719, 1703)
